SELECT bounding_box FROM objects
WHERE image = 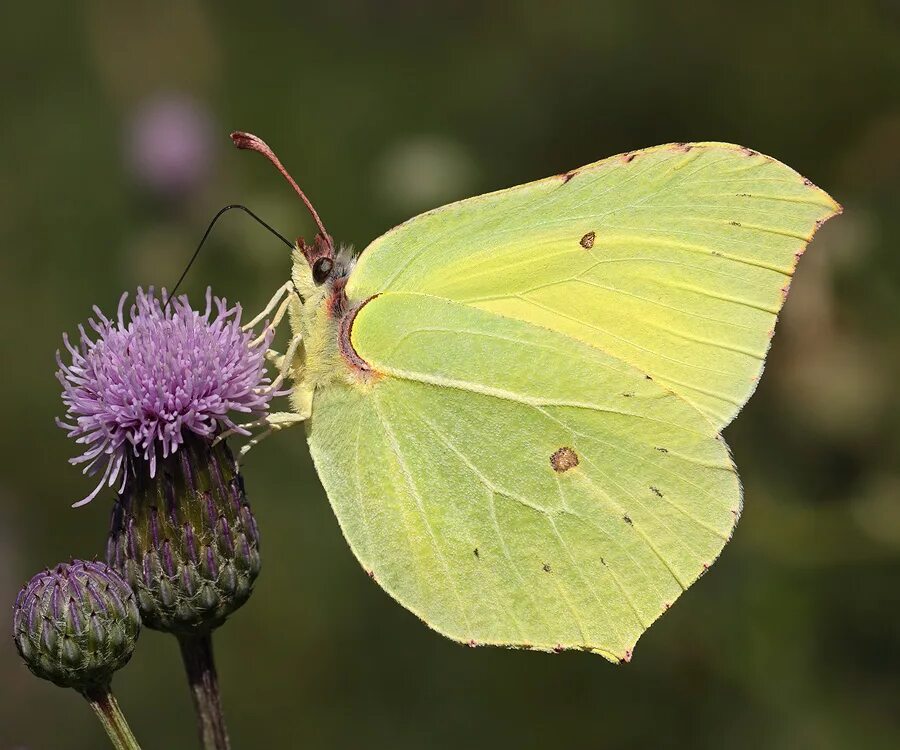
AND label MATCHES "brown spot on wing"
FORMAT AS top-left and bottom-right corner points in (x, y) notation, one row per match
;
(550, 447), (579, 472)
(580, 231), (596, 249)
